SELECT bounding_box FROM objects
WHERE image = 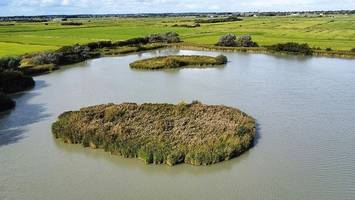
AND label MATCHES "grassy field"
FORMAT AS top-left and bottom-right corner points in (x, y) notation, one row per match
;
(0, 15), (354, 57)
